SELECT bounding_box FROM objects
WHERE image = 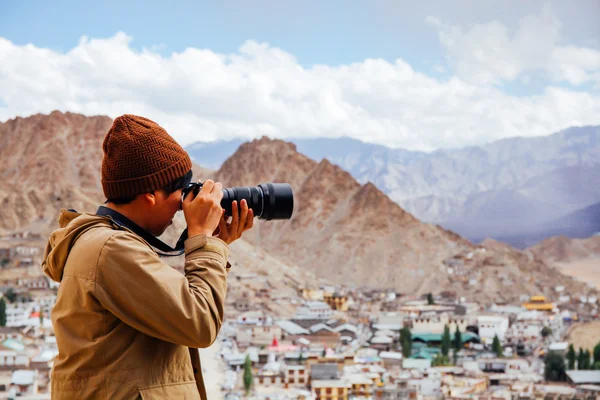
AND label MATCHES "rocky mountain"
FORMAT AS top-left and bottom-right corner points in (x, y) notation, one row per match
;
(1, 112), (597, 304)
(0, 111), (112, 233)
(187, 127), (600, 246)
(527, 235), (600, 289)
(213, 136), (596, 301)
